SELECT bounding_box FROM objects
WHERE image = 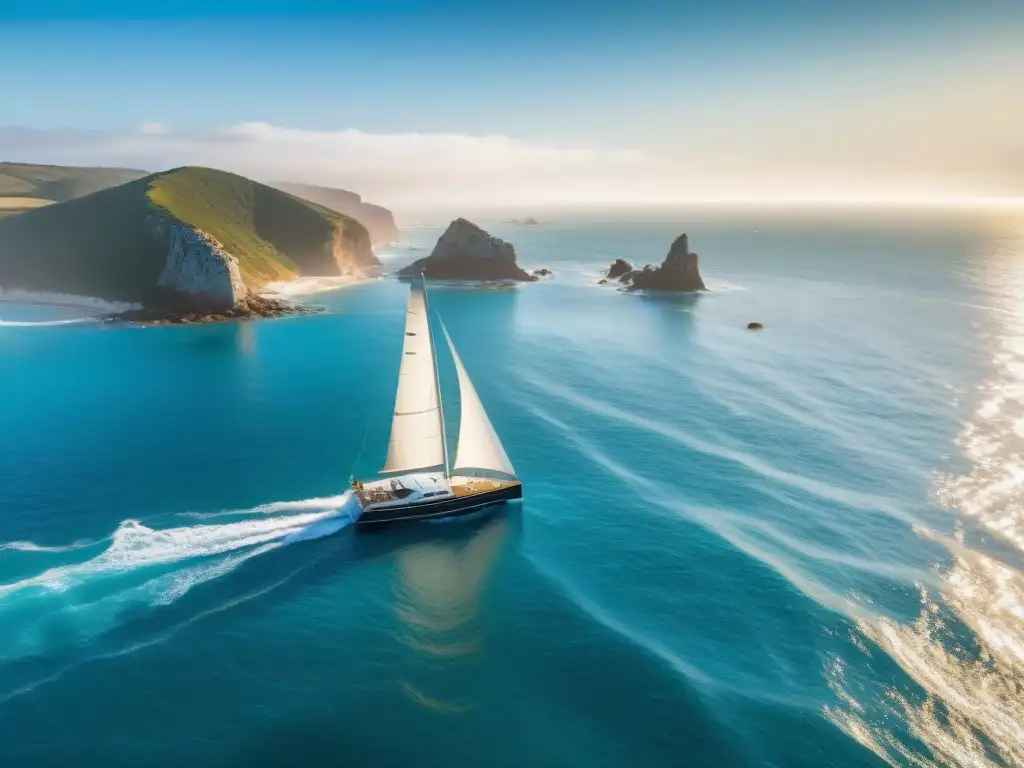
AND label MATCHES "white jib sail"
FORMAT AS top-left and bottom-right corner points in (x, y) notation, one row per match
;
(382, 282), (446, 474)
(441, 323), (517, 479)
